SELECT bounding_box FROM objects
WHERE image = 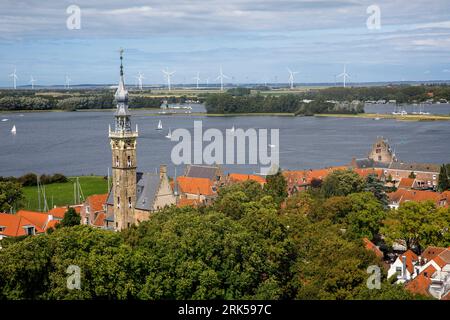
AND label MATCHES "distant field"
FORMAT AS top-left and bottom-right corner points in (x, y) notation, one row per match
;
(22, 176), (108, 211)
